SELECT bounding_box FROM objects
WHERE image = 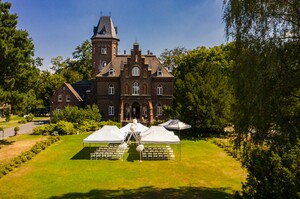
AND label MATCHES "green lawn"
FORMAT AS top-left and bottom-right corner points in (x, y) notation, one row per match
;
(0, 134), (246, 199)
